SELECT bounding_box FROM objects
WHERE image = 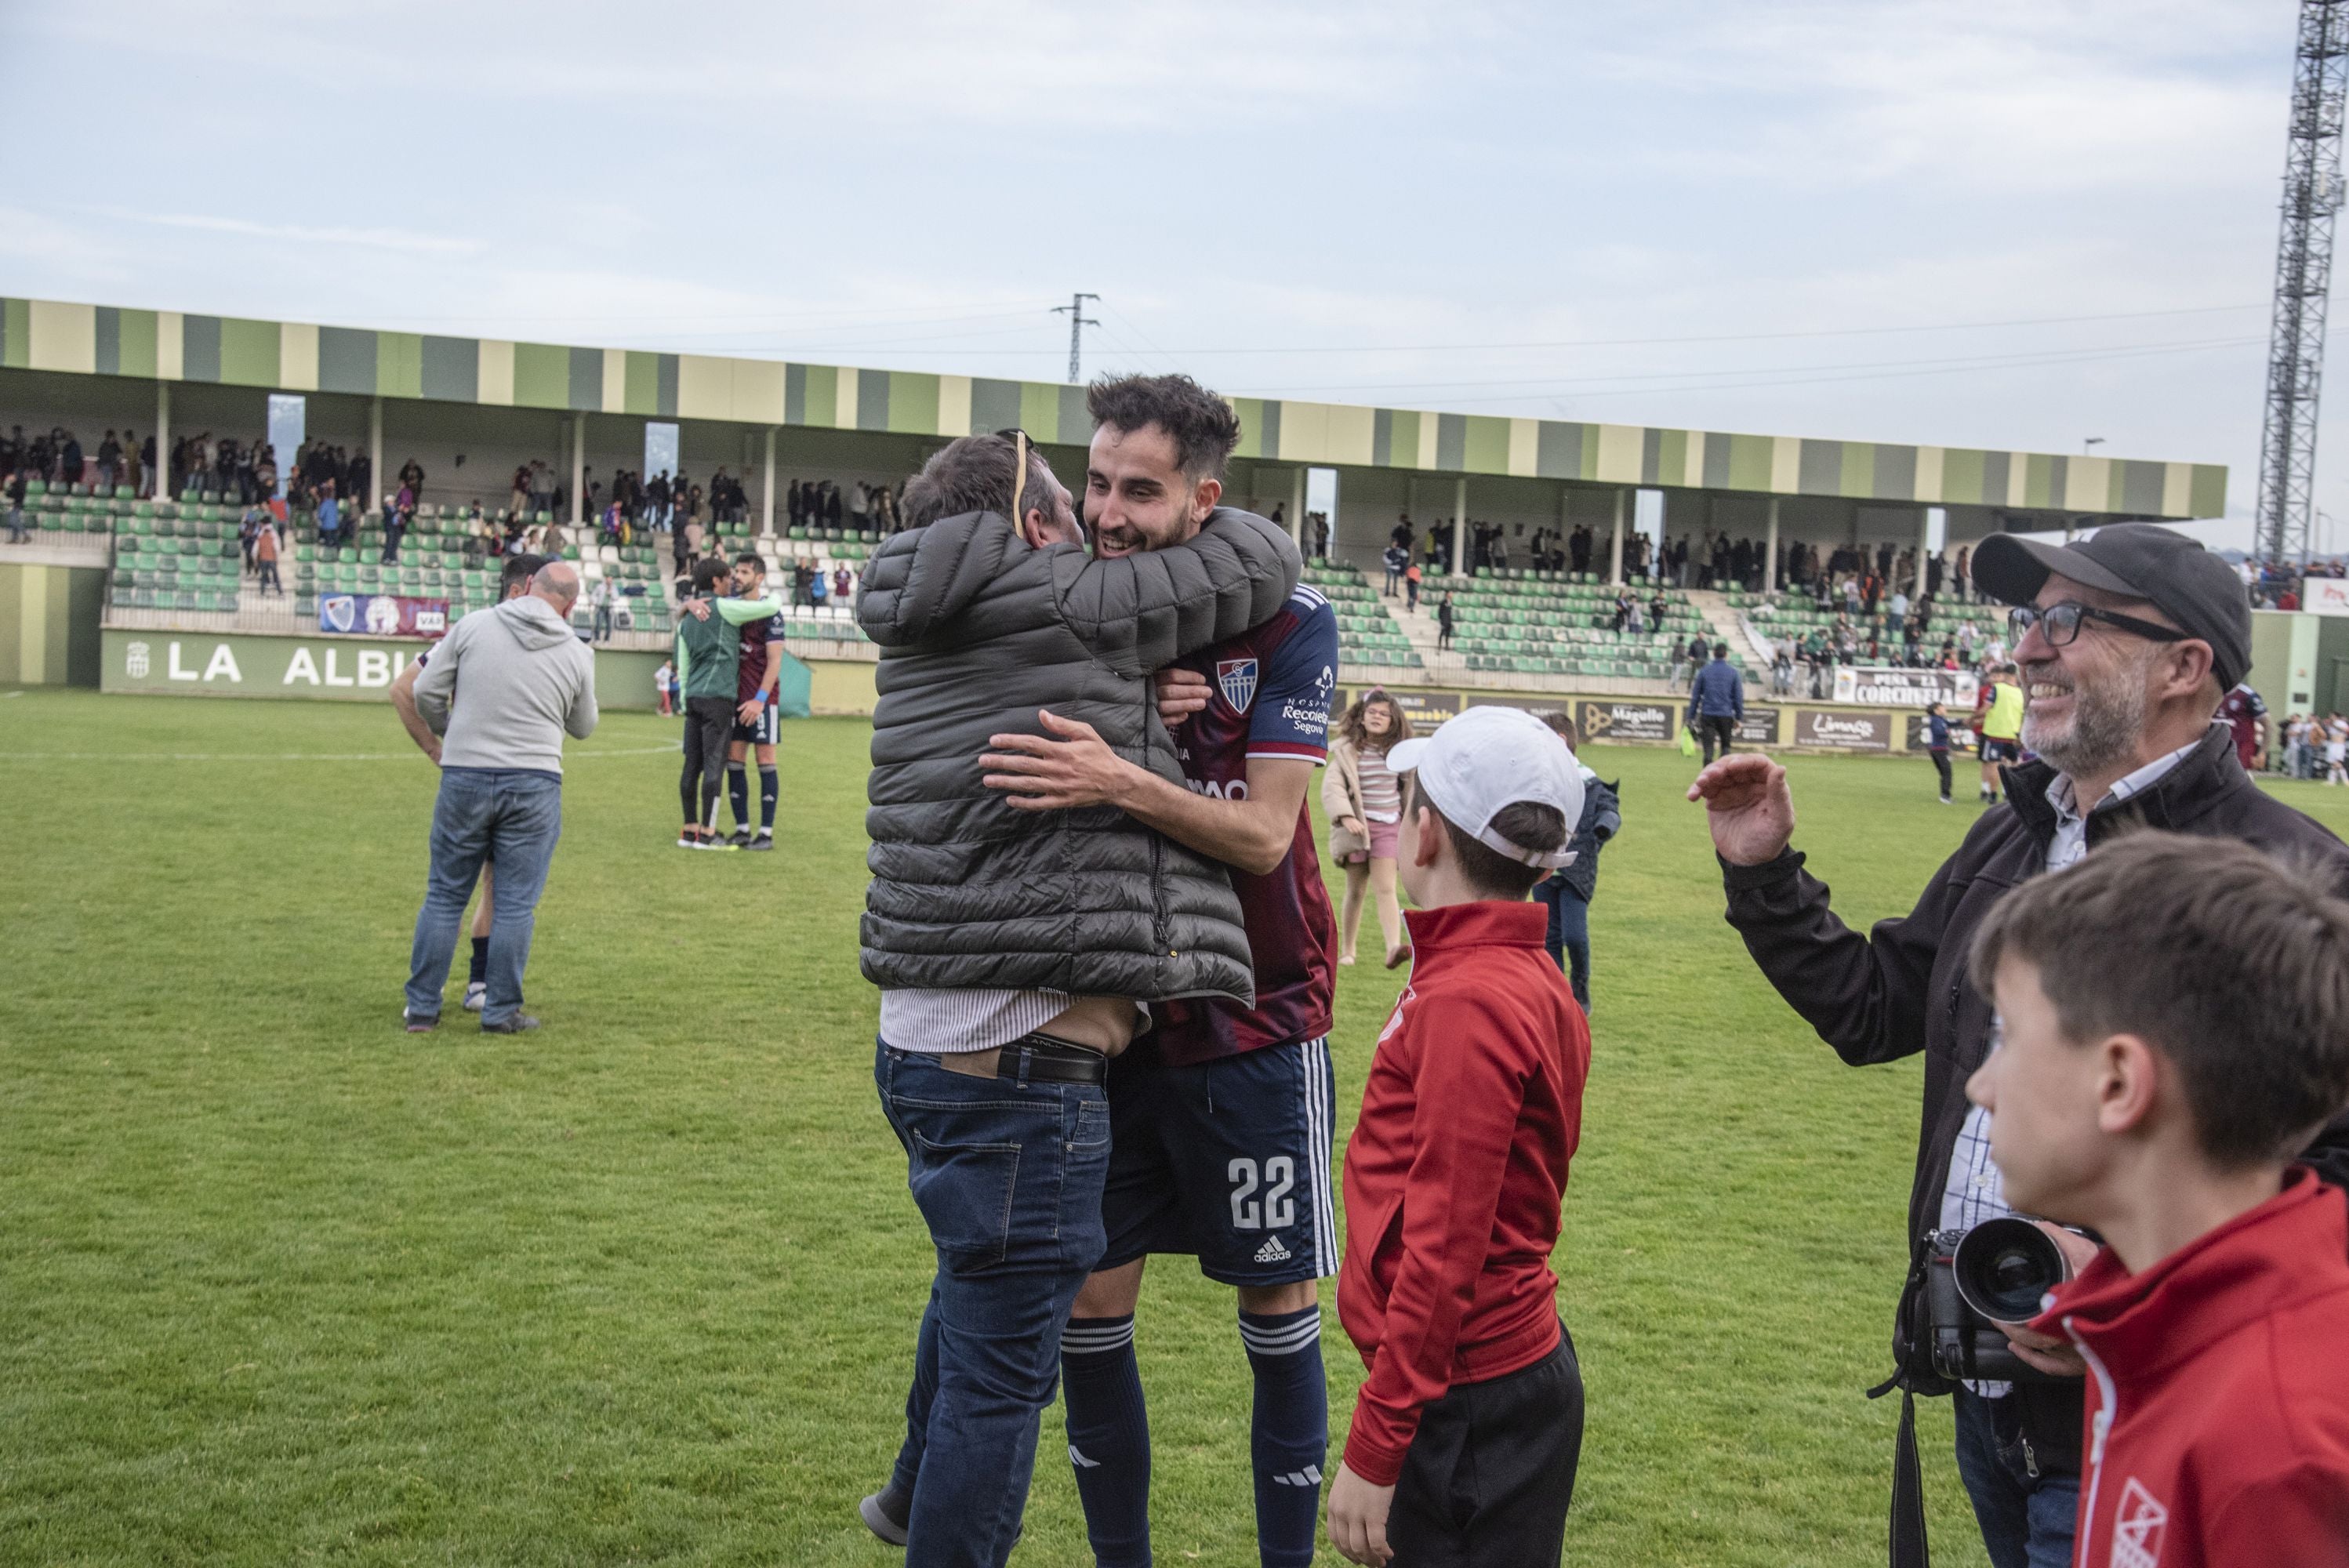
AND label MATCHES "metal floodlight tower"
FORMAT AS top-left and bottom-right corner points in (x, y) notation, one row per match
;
(1052, 292), (1101, 384)
(2257, 0), (2349, 566)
